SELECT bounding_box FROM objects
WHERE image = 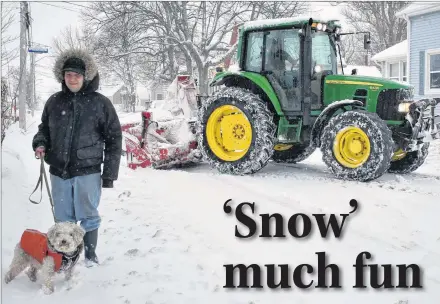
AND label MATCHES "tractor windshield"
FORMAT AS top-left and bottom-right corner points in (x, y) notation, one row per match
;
(312, 31), (337, 74)
(243, 28), (337, 75)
